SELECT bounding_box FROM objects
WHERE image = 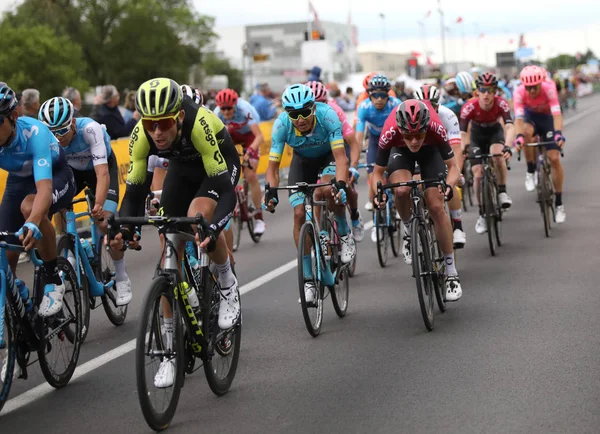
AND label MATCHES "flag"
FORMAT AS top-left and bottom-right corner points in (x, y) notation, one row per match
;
(456, 16), (463, 24)
(518, 33), (526, 48)
(412, 51), (422, 57)
(427, 56), (434, 66)
(308, 0), (322, 32)
(424, 10), (431, 18)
